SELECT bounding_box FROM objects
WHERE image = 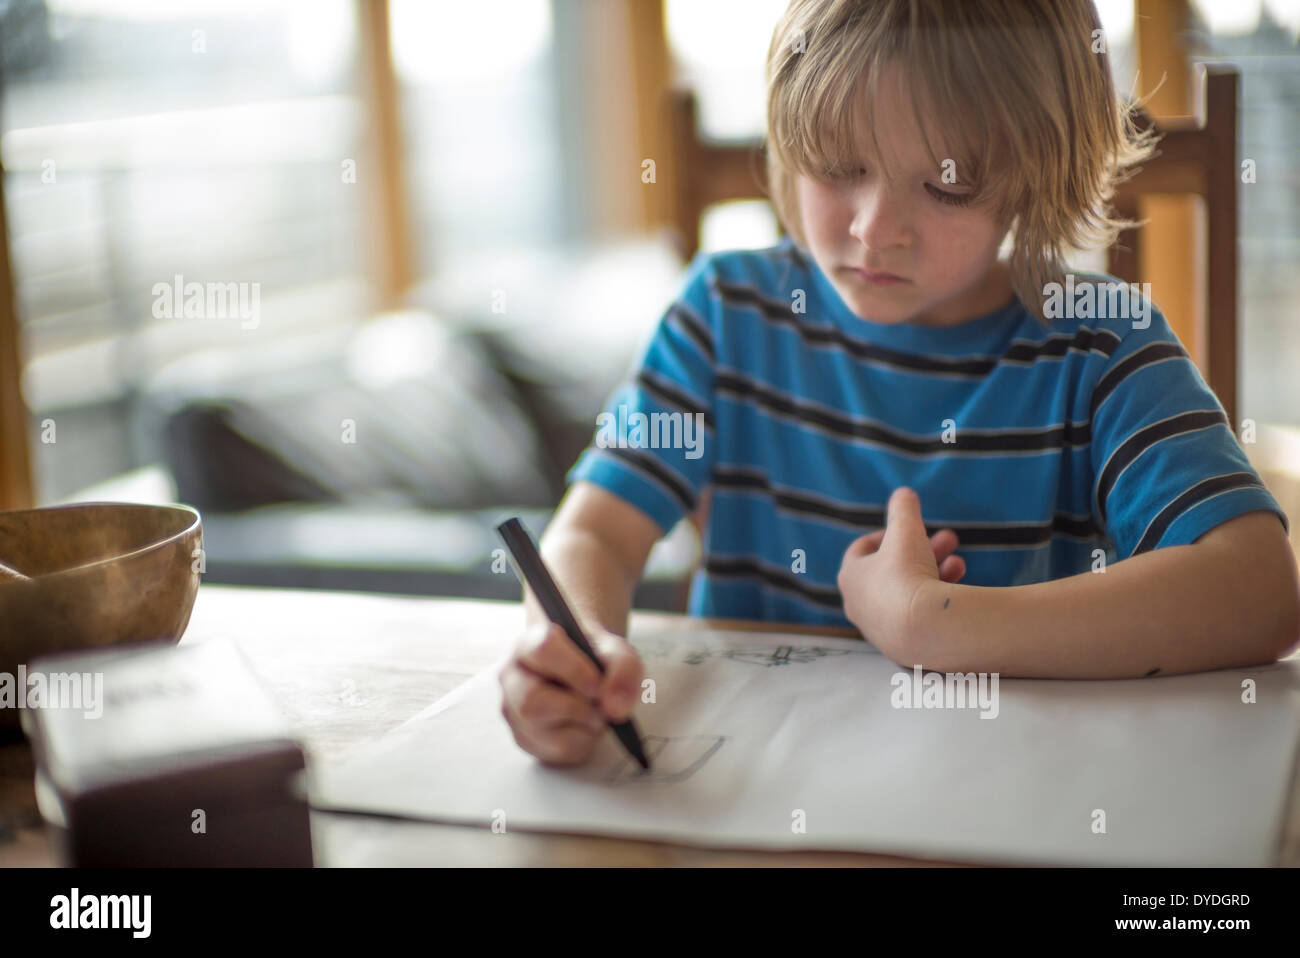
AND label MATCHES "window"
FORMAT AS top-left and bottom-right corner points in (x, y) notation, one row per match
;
(390, 0), (562, 276)
(1, 0), (364, 501)
(1189, 0), (1300, 427)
